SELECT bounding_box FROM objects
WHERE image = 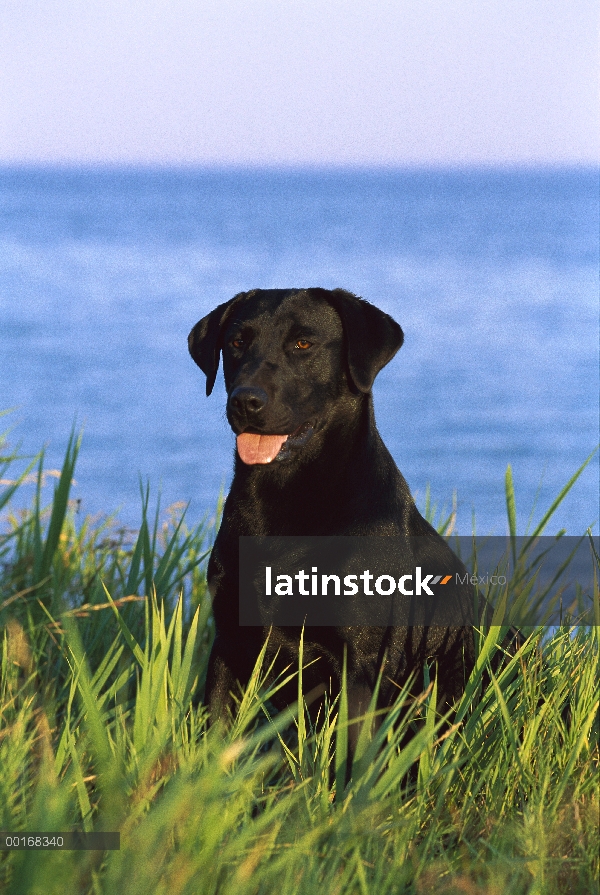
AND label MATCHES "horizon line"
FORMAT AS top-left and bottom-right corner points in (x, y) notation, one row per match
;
(0, 160), (597, 176)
